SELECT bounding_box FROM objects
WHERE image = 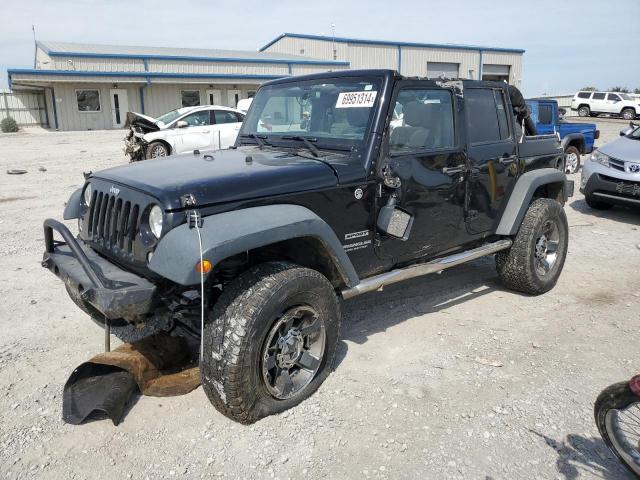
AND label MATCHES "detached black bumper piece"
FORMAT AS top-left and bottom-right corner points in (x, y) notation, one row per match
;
(581, 174), (640, 207)
(42, 219), (156, 320)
